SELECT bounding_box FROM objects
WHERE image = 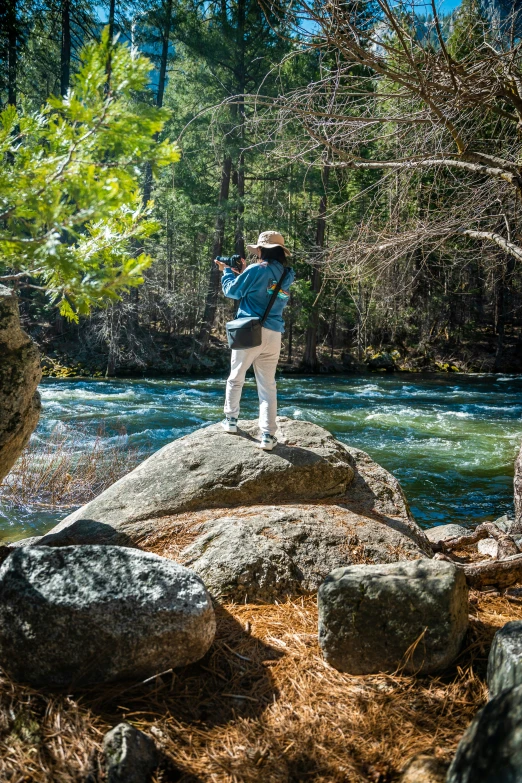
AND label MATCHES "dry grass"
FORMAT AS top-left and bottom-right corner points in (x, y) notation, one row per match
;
(0, 590), (520, 783)
(0, 427), (146, 511)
